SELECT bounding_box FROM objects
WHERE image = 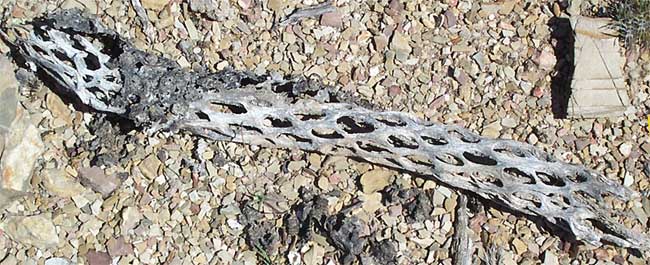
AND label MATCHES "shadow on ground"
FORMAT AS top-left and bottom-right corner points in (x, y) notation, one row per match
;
(548, 17), (574, 119)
